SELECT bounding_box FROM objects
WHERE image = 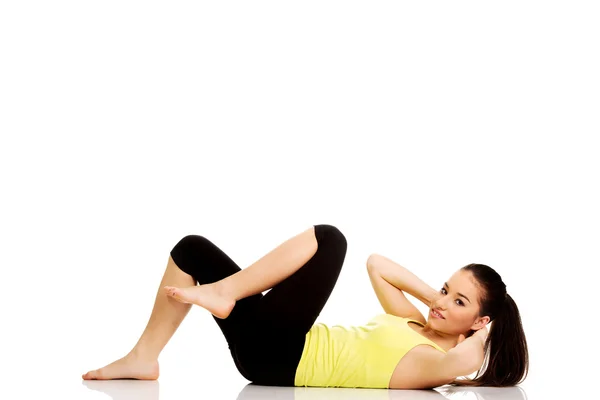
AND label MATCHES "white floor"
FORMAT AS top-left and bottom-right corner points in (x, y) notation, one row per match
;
(10, 376), (565, 400)
(79, 380), (532, 400)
